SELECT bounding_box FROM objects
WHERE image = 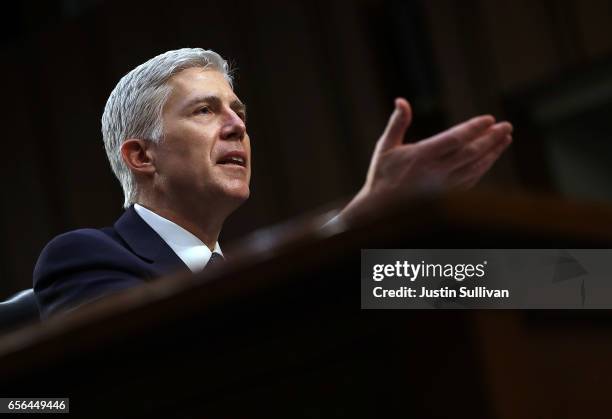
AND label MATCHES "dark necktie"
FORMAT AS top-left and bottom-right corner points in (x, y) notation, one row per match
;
(206, 252), (225, 269)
